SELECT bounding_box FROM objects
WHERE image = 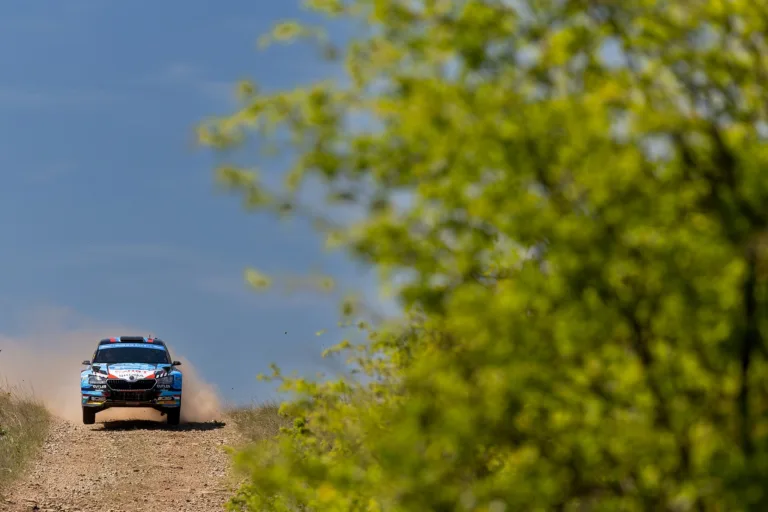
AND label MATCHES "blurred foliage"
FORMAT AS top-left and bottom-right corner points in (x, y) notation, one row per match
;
(200, 0), (768, 509)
